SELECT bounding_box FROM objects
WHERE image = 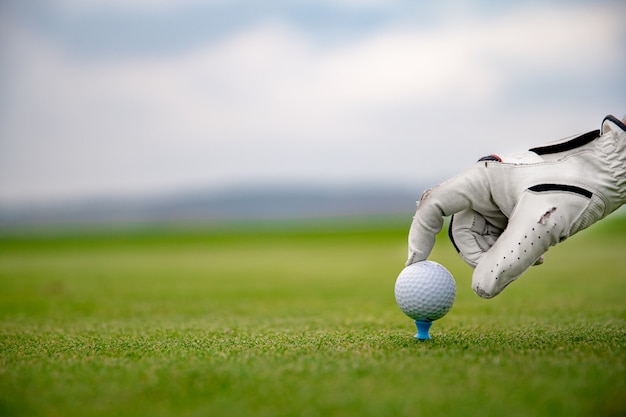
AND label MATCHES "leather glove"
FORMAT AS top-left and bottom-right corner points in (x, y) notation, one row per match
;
(407, 115), (626, 298)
